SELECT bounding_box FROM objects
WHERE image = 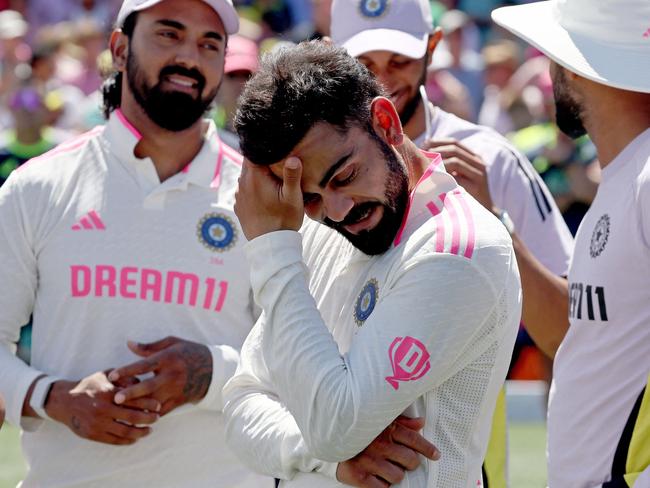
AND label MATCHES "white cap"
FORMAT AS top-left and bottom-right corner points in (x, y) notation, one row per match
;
(331, 0), (434, 59)
(492, 0), (650, 94)
(117, 0), (239, 35)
